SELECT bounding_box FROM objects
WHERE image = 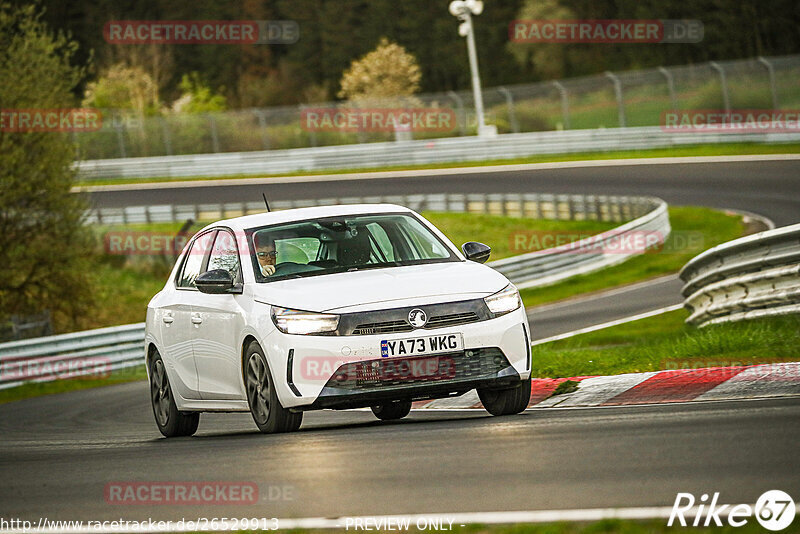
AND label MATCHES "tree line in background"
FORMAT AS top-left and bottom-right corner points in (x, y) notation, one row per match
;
(27, 0), (800, 111)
